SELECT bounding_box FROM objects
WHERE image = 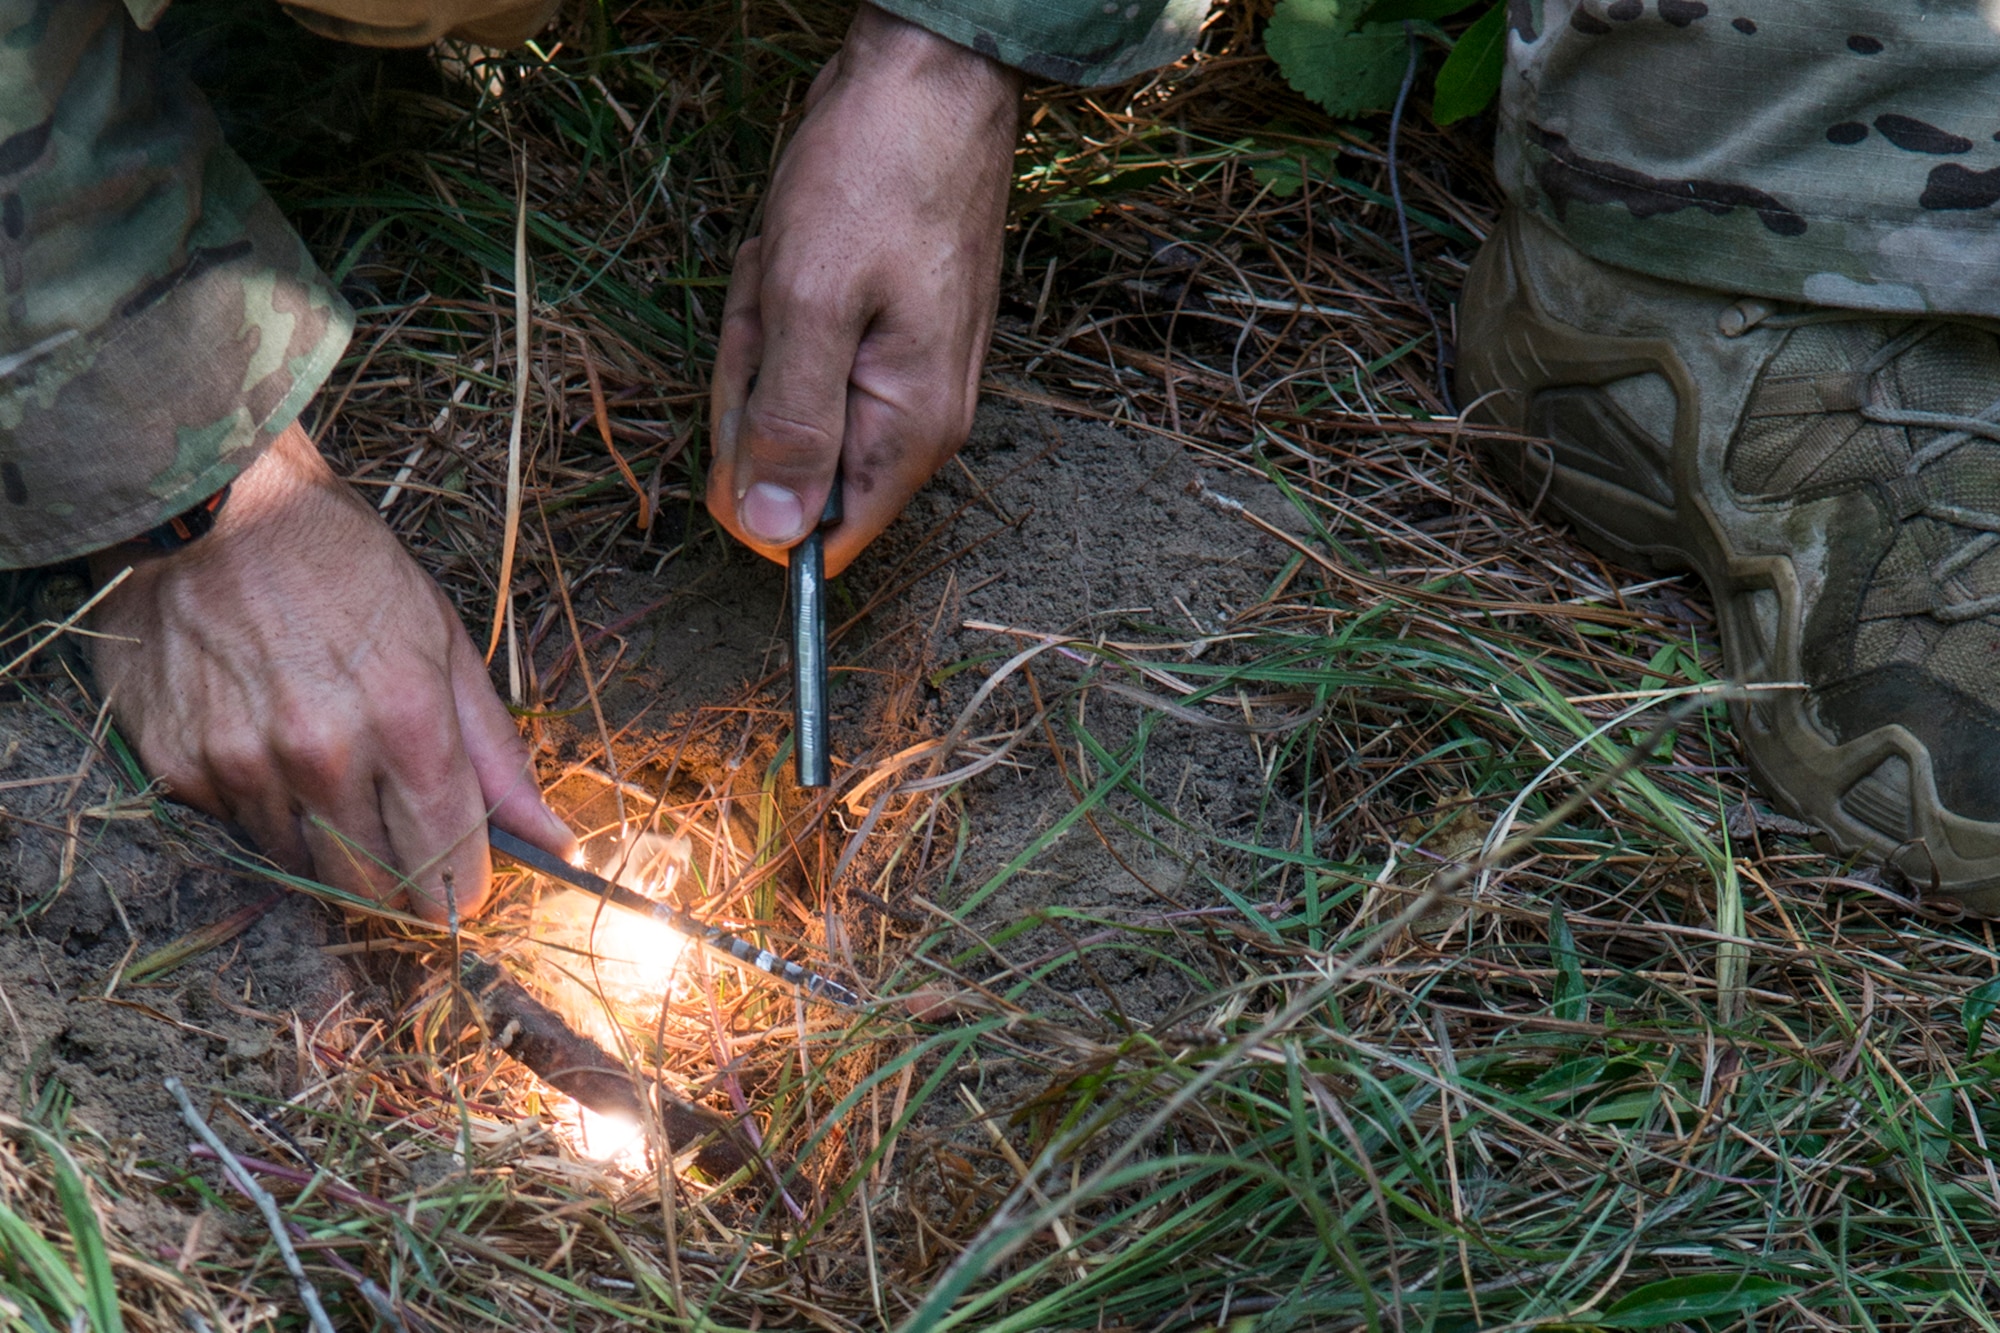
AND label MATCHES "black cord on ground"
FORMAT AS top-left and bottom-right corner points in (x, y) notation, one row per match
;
(1387, 20), (1457, 416)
